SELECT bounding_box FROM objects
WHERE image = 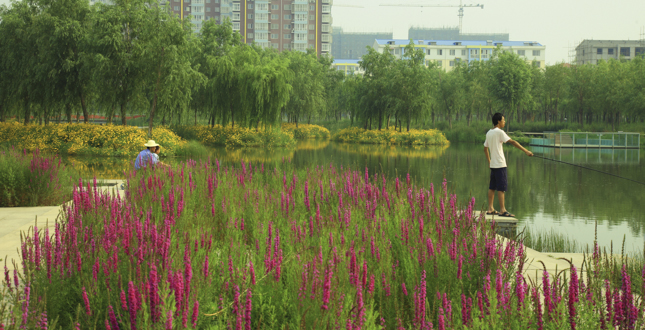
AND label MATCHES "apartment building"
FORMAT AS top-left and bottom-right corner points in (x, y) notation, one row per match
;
(331, 59), (364, 75)
(168, 0), (333, 56)
(372, 39), (546, 71)
(575, 40), (645, 65)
